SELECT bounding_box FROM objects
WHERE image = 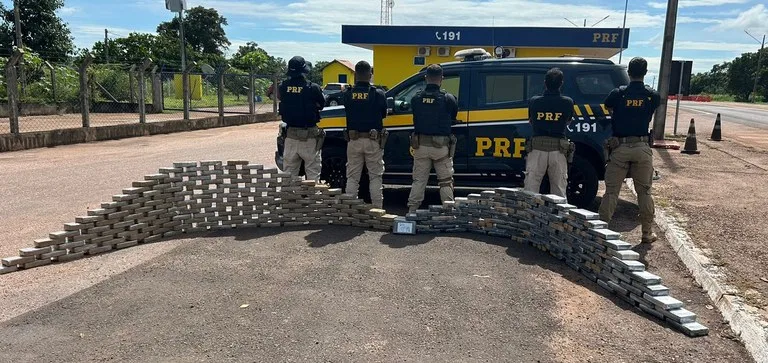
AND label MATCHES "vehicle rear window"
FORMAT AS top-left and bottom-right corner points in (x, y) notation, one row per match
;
(527, 73), (545, 99)
(576, 73), (616, 95)
(483, 74), (525, 105)
(325, 84), (342, 91)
